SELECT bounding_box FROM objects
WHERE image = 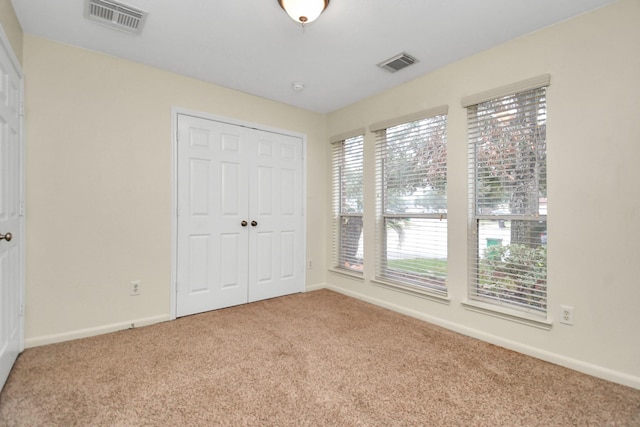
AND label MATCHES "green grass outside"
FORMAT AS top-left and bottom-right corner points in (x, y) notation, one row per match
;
(386, 258), (447, 277)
